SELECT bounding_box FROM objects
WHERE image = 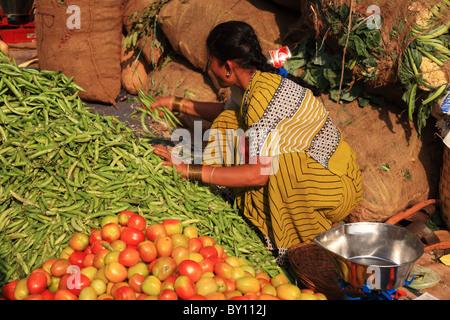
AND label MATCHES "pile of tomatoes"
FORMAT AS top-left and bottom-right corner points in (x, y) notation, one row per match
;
(1, 210), (327, 300)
